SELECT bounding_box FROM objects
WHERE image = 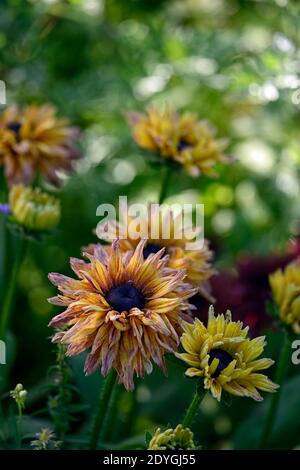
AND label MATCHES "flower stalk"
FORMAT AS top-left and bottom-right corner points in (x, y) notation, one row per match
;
(100, 380), (122, 444)
(88, 369), (118, 450)
(182, 385), (206, 428)
(0, 236), (27, 340)
(48, 344), (74, 439)
(158, 164), (172, 204)
(260, 329), (291, 449)
(10, 384), (27, 449)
